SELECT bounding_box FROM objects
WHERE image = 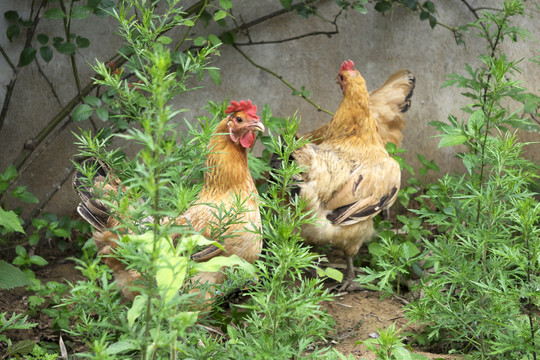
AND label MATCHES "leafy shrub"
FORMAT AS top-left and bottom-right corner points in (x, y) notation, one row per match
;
(406, 1), (540, 357)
